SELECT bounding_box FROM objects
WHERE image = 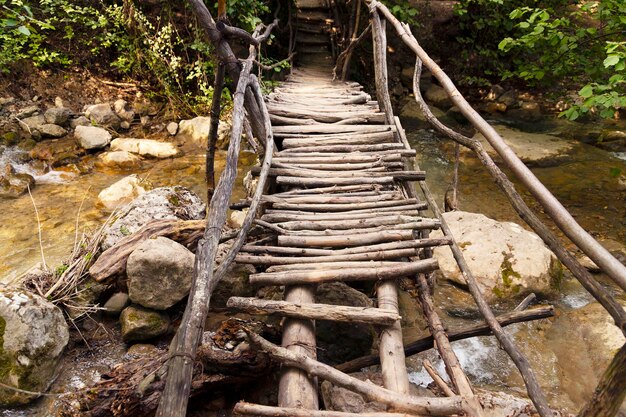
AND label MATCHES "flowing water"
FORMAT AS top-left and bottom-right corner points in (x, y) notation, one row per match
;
(0, 144), (257, 284)
(403, 121), (626, 412)
(0, 118), (625, 414)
